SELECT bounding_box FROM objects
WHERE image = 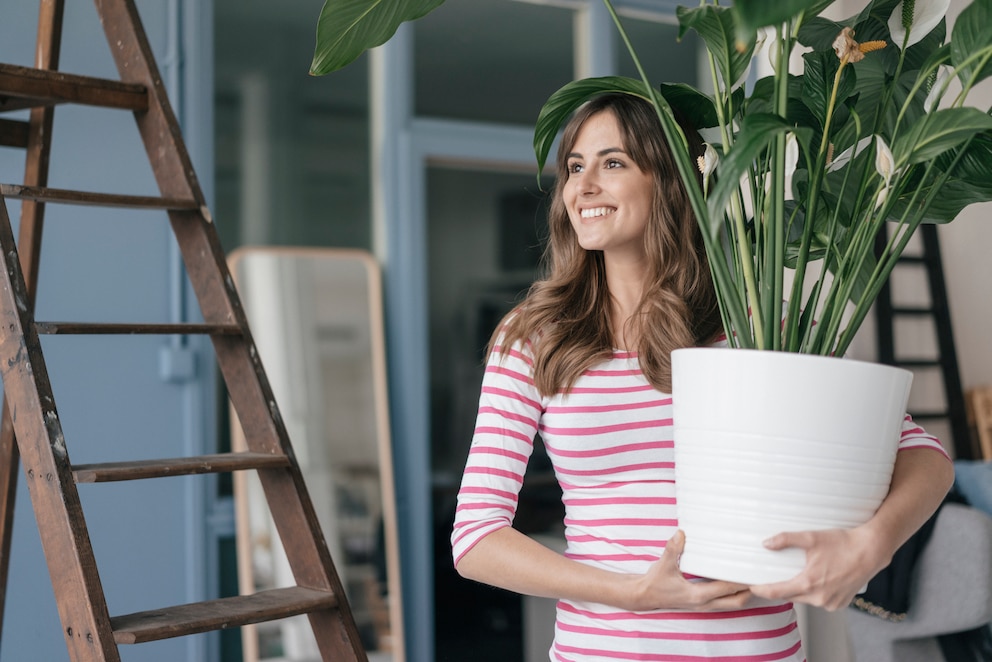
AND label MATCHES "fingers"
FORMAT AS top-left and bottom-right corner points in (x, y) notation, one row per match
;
(762, 530), (813, 551)
(749, 580), (794, 602)
(664, 529), (686, 559)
